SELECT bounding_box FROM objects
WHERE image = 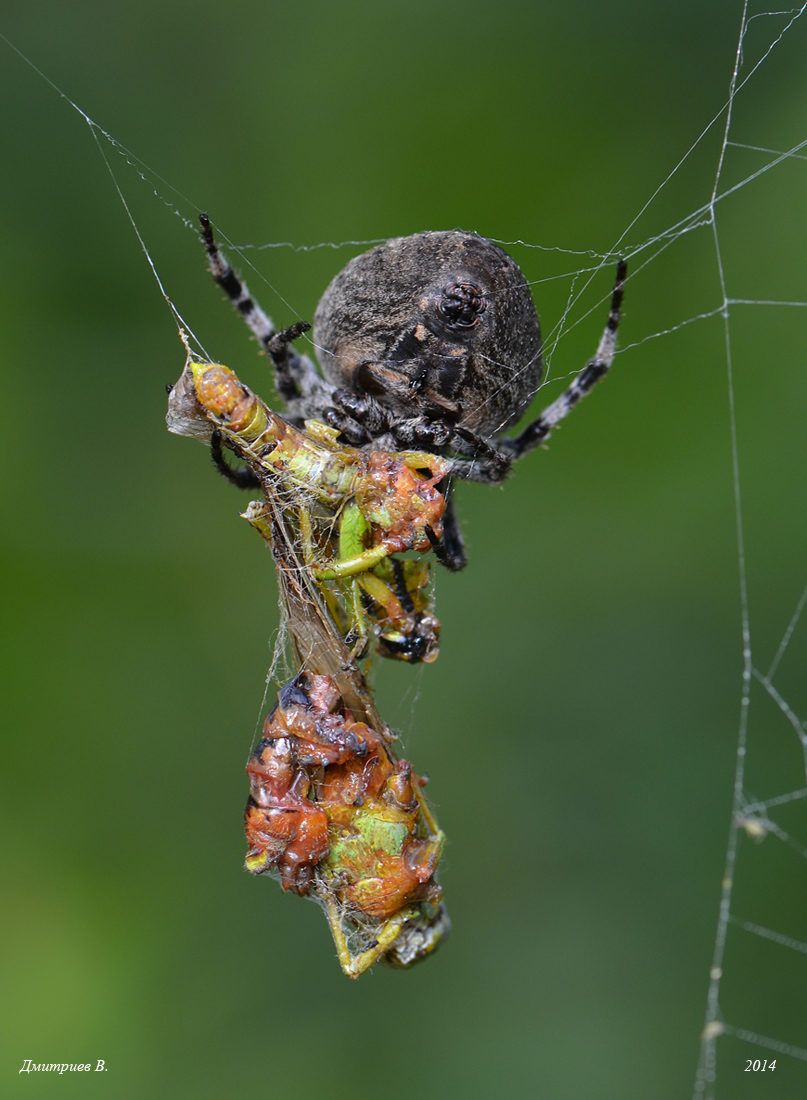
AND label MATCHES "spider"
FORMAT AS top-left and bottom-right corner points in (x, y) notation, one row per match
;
(199, 216), (627, 569)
